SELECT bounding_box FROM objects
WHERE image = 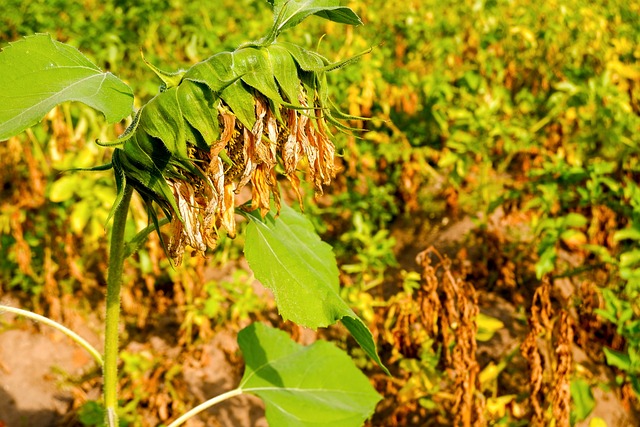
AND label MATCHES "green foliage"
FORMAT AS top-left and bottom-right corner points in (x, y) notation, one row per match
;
(78, 401), (131, 427)
(570, 378), (596, 423)
(261, 0), (362, 45)
(49, 172), (118, 237)
(0, 34), (133, 140)
(238, 322), (382, 427)
(340, 211), (398, 289)
(181, 269), (267, 338)
(597, 288), (640, 396)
